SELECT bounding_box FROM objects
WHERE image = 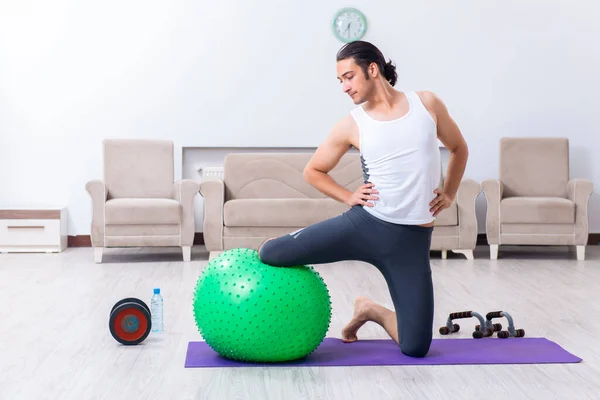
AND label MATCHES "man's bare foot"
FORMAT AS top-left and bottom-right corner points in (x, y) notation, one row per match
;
(341, 296), (375, 343)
